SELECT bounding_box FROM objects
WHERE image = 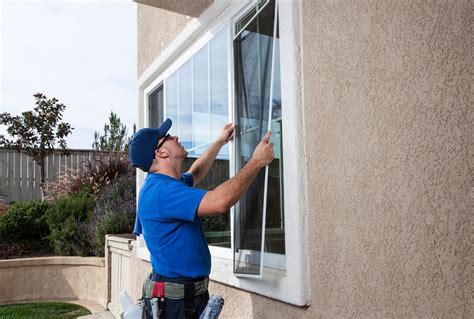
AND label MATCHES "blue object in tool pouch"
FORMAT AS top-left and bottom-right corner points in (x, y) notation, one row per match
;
(199, 295), (224, 319)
